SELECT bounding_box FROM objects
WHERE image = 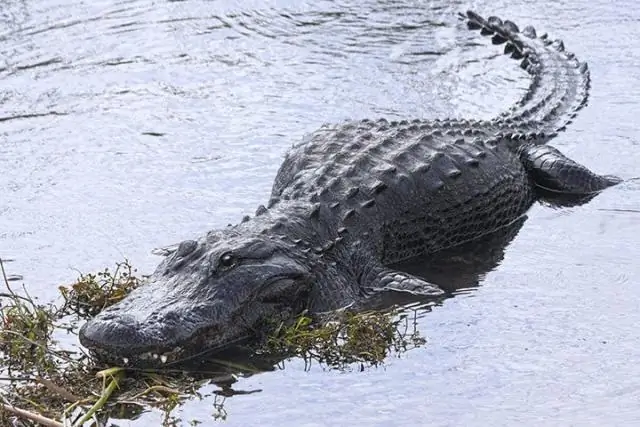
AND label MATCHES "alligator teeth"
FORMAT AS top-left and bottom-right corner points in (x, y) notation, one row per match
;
(113, 347), (183, 366)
